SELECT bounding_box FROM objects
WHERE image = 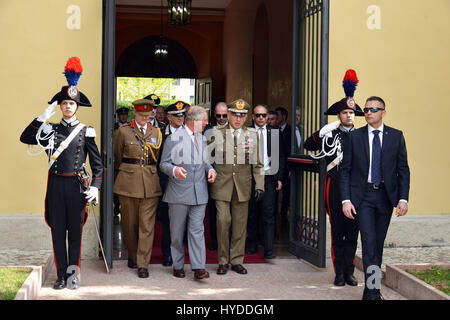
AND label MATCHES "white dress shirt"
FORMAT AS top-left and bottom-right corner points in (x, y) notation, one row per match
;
(255, 124), (271, 171)
(343, 122), (406, 204)
(135, 121), (147, 135)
